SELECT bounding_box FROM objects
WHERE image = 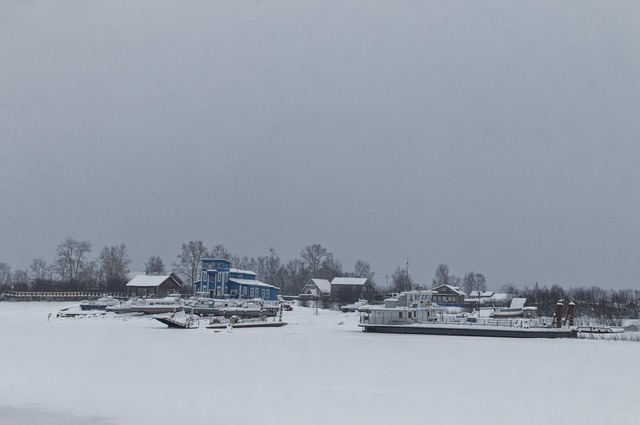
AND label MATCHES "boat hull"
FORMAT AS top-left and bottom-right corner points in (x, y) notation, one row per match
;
(206, 321), (286, 330)
(80, 304), (109, 311)
(154, 316), (197, 329)
(359, 323), (577, 339)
